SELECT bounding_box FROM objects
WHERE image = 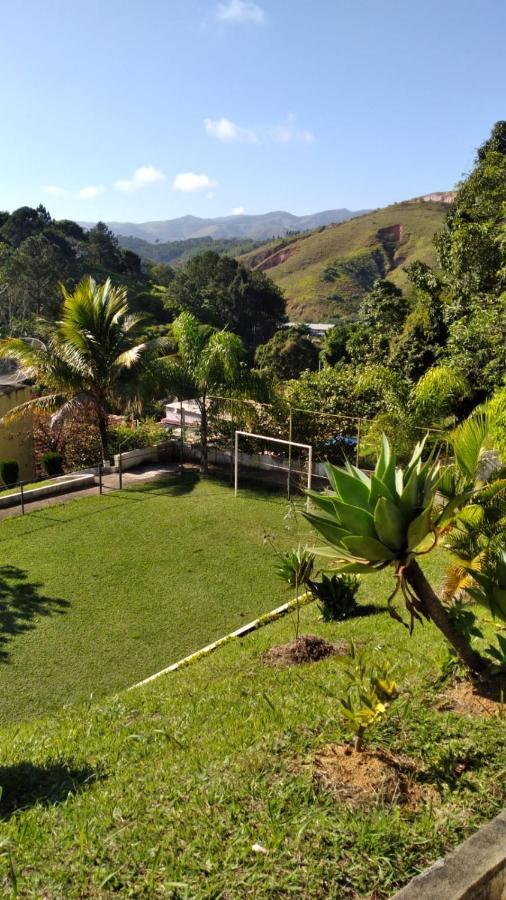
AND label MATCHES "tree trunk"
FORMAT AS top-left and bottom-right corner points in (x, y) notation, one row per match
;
(199, 397), (208, 473)
(97, 414), (110, 465)
(405, 559), (488, 675)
